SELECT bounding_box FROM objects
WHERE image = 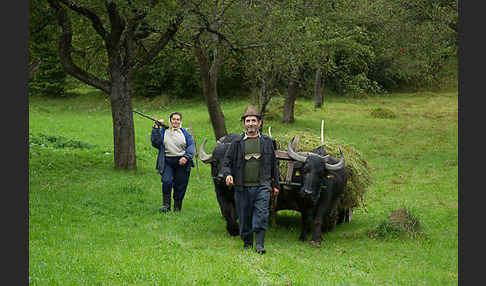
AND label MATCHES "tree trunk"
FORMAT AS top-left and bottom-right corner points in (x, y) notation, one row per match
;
(259, 79), (268, 116)
(259, 71), (274, 119)
(314, 67), (323, 108)
(203, 73), (227, 140)
(109, 69), (137, 169)
(194, 43), (228, 140)
(282, 74), (298, 124)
